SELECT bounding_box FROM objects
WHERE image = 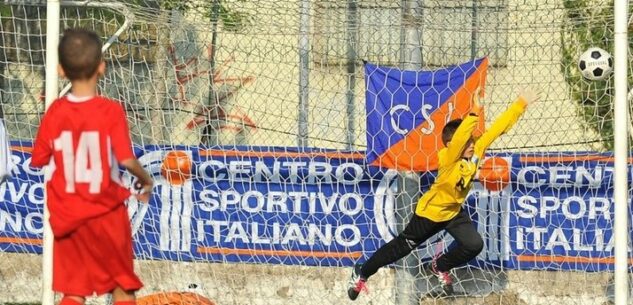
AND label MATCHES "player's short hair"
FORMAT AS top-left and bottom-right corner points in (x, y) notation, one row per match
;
(442, 119), (463, 146)
(58, 28), (103, 80)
